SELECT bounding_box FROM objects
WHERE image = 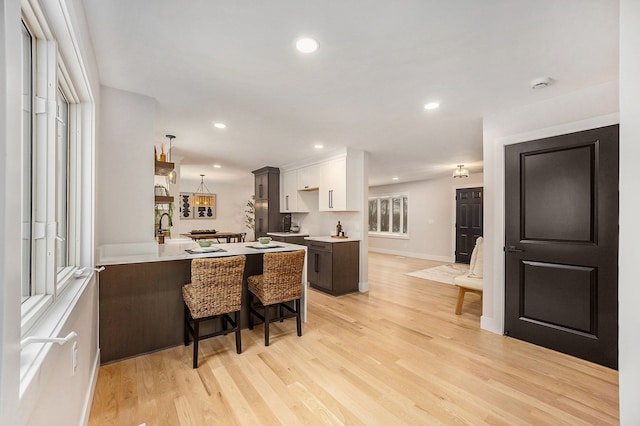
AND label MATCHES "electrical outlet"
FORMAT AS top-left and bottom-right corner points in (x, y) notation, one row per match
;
(72, 341), (78, 376)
